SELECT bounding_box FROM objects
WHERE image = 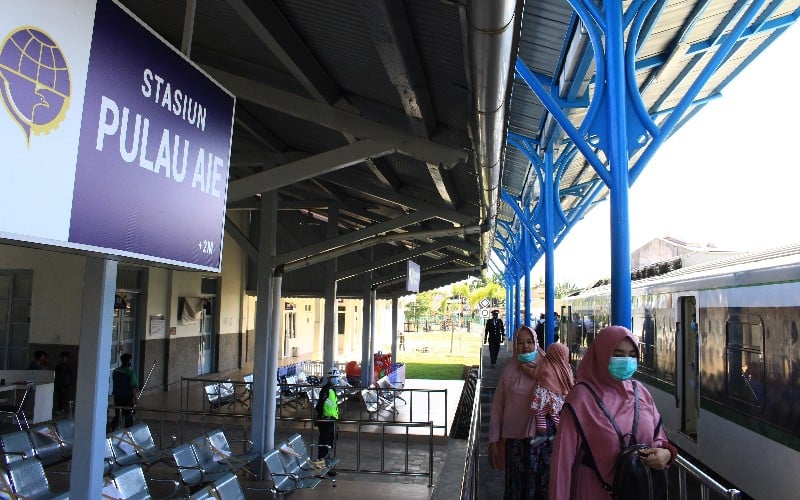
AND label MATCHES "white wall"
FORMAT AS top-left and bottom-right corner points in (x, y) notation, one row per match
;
(0, 245), (85, 345)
